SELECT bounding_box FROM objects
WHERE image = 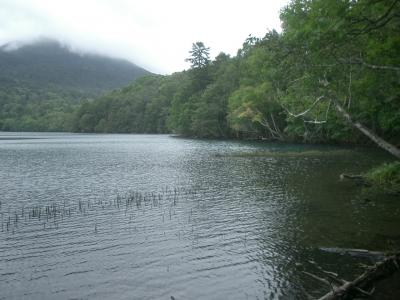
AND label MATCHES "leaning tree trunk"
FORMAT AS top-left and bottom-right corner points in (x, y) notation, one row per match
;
(333, 99), (400, 159)
(318, 253), (400, 300)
